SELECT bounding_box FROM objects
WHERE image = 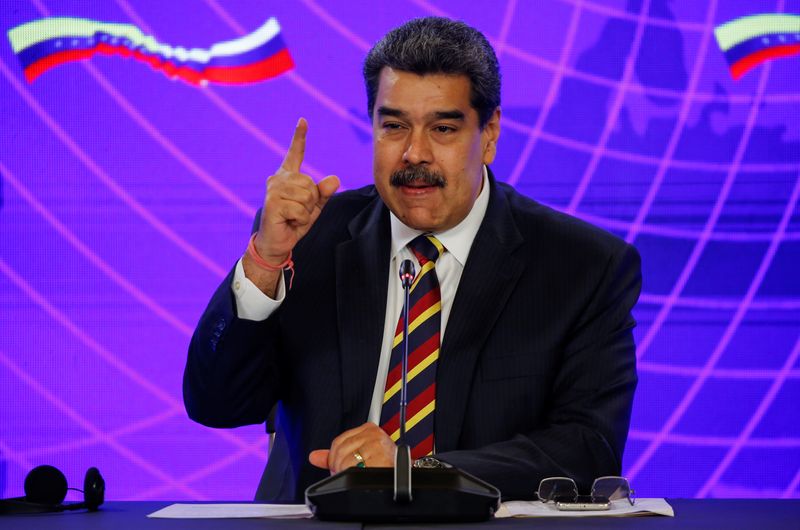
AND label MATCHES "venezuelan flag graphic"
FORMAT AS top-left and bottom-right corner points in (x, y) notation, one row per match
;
(7, 17), (294, 85)
(714, 13), (800, 80)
